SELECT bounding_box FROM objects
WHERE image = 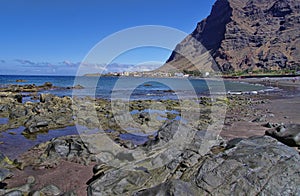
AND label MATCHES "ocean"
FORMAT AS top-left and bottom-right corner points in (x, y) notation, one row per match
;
(0, 75), (271, 100)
